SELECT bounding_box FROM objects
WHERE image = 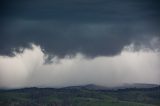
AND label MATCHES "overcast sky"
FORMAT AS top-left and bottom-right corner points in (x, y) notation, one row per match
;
(0, 0), (160, 89)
